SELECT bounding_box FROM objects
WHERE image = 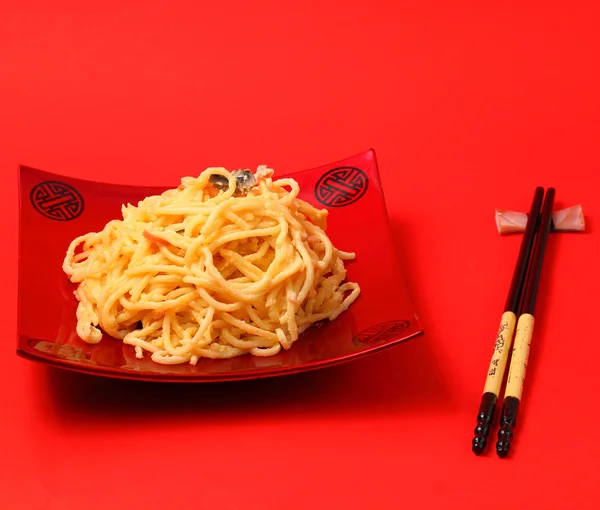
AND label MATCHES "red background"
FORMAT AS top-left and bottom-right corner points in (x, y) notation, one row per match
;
(1, 1), (599, 509)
